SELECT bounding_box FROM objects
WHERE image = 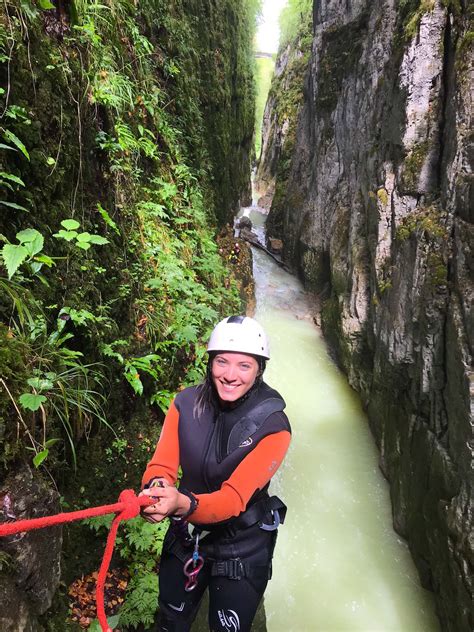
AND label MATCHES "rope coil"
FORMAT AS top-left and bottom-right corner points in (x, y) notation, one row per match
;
(0, 489), (155, 632)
